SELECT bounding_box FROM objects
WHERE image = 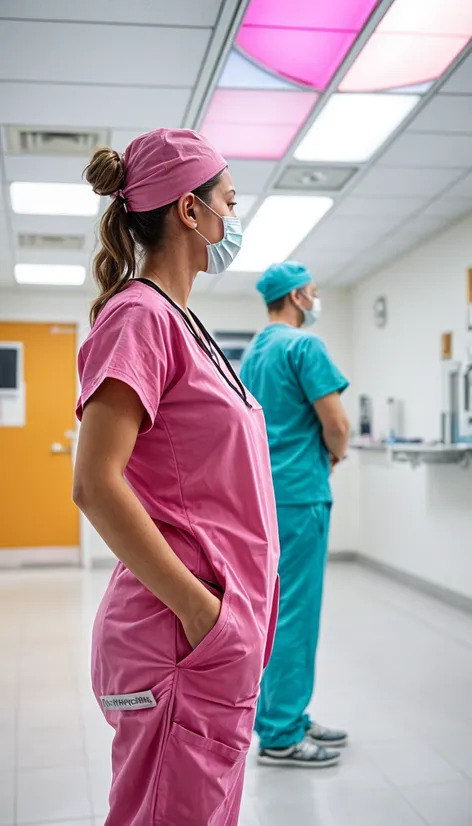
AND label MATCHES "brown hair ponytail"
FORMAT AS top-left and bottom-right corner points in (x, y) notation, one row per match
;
(84, 148), (136, 326)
